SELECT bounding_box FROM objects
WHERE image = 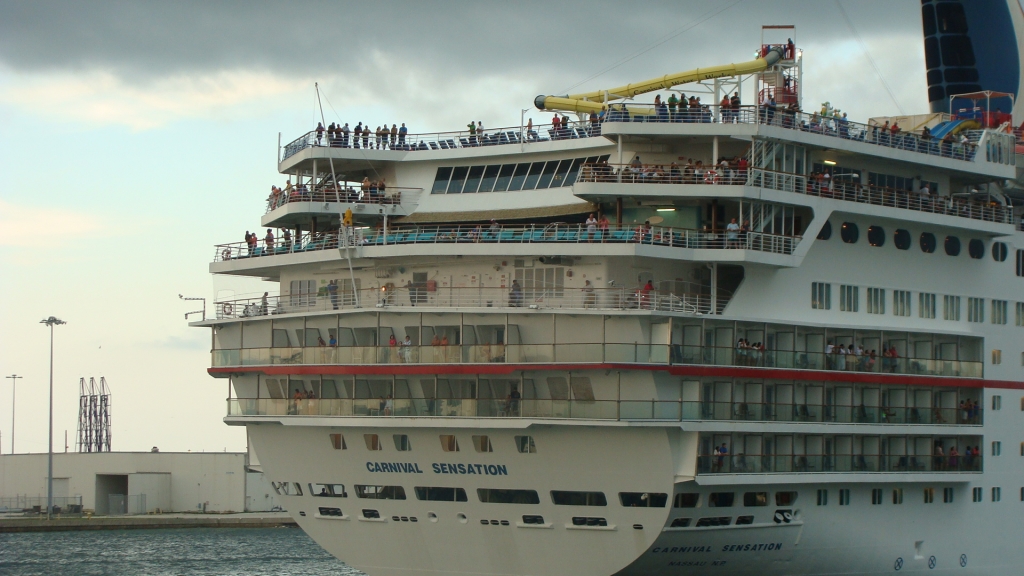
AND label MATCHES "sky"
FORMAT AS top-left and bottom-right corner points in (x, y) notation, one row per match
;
(0, 0), (929, 454)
